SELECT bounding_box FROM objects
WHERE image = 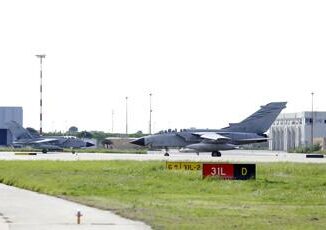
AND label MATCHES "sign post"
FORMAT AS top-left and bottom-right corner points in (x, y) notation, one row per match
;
(166, 162), (202, 170)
